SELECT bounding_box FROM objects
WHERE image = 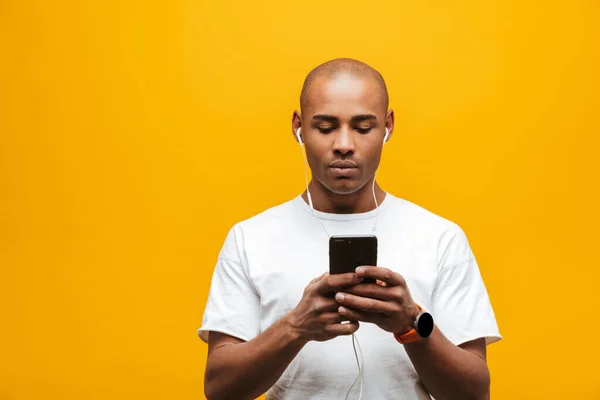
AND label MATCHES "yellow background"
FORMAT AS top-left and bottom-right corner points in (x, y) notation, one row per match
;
(1, 1), (599, 399)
